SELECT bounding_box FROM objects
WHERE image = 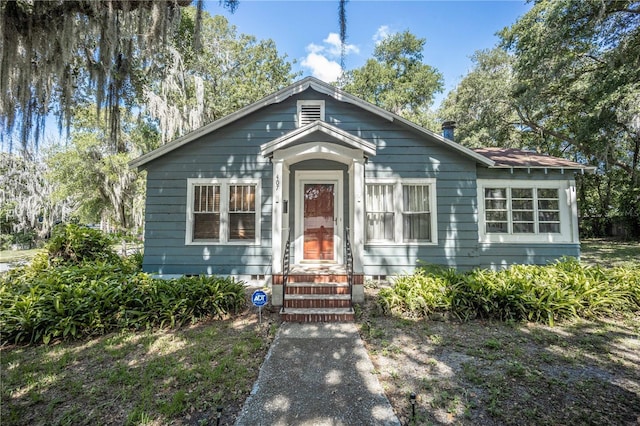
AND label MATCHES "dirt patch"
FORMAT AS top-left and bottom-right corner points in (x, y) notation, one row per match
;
(357, 284), (640, 425)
